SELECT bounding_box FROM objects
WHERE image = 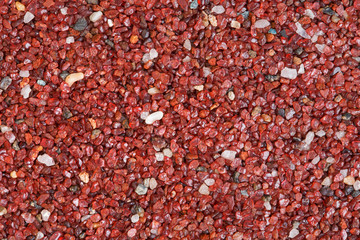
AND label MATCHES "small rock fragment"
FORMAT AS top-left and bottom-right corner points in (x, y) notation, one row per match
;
(316, 130), (326, 137)
(228, 91), (235, 100)
(0, 206), (7, 216)
(320, 186), (334, 196)
(203, 67), (212, 77)
(0, 77), (12, 90)
(211, 5), (225, 14)
(19, 70), (30, 78)
(73, 18), (87, 31)
(21, 84), (31, 99)
(65, 72), (84, 87)
(321, 177), (331, 186)
(289, 229), (299, 238)
(127, 228), (137, 238)
(86, 0), (99, 4)
(190, 0), (198, 9)
(254, 19), (270, 28)
(264, 201), (271, 210)
(131, 214), (139, 223)
(37, 80), (46, 86)
(0, 125), (12, 133)
(194, 85), (204, 91)
(107, 19), (114, 27)
(149, 178), (157, 190)
(155, 152), (164, 161)
(145, 111), (164, 124)
(295, 22), (310, 39)
(135, 184), (148, 195)
(344, 176), (355, 185)
(41, 209), (51, 221)
(298, 64), (305, 74)
(315, 44), (325, 53)
(354, 180), (360, 191)
(230, 20), (240, 29)
(148, 87), (160, 95)
(37, 154), (55, 167)
(79, 172), (89, 183)
(281, 67), (298, 79)
(221, 150), (237, 160)
(60, 7), (68, 15)
(66, 36), (74, 44)
(304, 9), (315, 19)
(304, 131), (315, 145)
(184, 39), (191, 51)
(24, 12), (35, 23)
(36, 231), (44, 240)
(16, 2), (26, 11)
(204, 178), (215, 186)
(209, 15), (217, 27)
(10, 171), (17, 178)
(149, 49), (158, 59)
(89, 11), (103, 22)
(163, 148), (173, 158)
(251, 106), (262, 116)
(199, 183), (210, 195)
